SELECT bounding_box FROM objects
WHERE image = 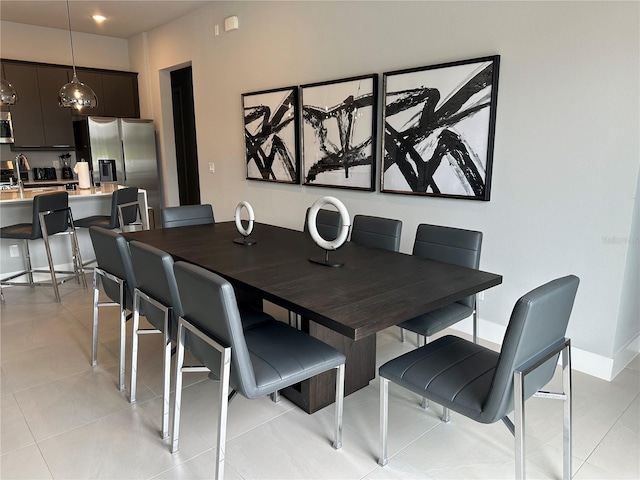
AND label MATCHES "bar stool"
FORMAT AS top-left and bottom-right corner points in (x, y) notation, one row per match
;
(0, 191), (87, 303)
(75, 187), (143, 232)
